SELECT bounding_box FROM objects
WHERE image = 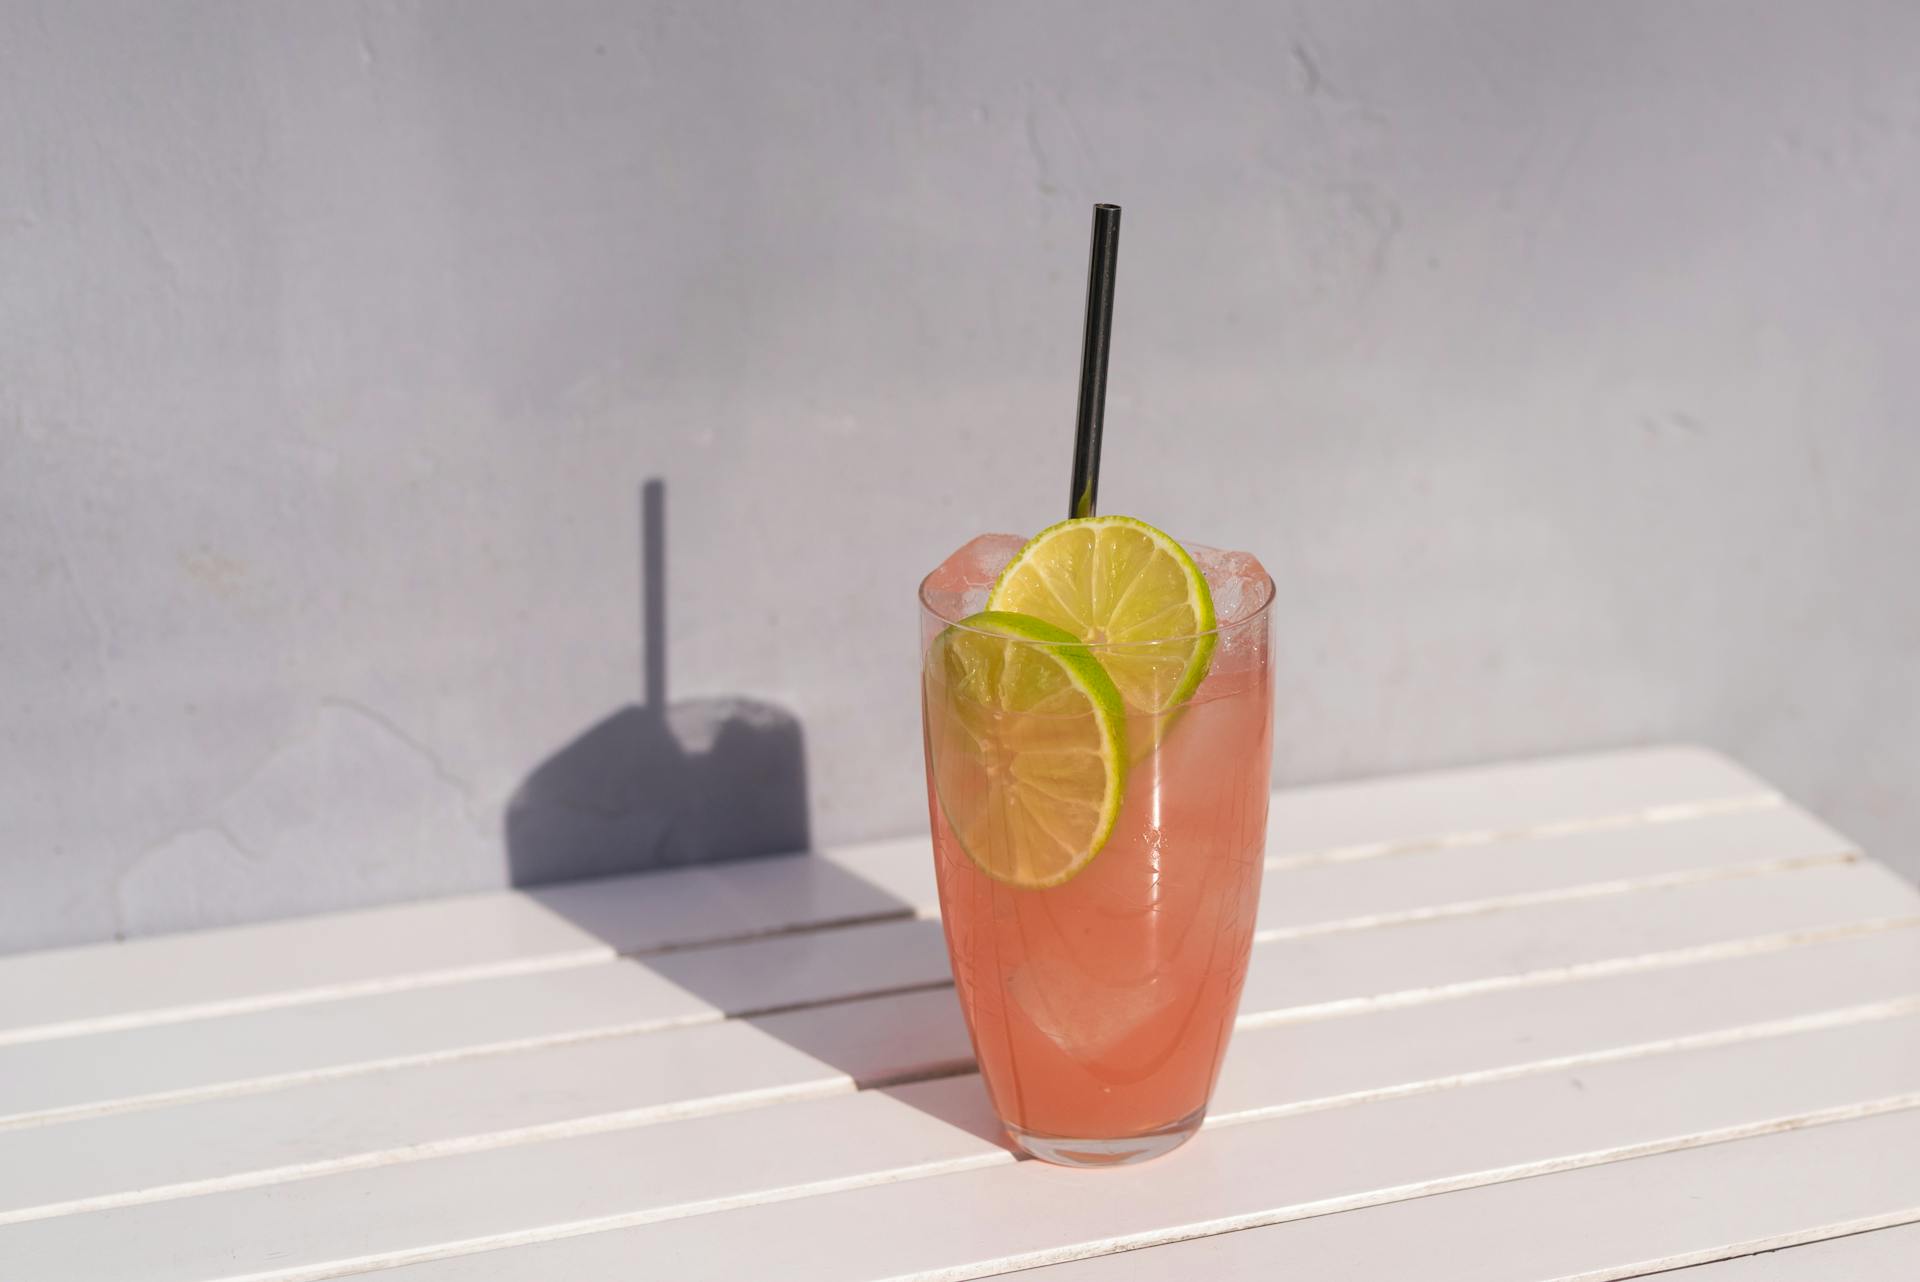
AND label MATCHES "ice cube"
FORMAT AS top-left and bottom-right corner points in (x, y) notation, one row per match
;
(1188, 544), (1273, 627)
(919, 532), (1026, 622)
(1007, 958), (1180, 1059)
(1187, 543), (1273, 687)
